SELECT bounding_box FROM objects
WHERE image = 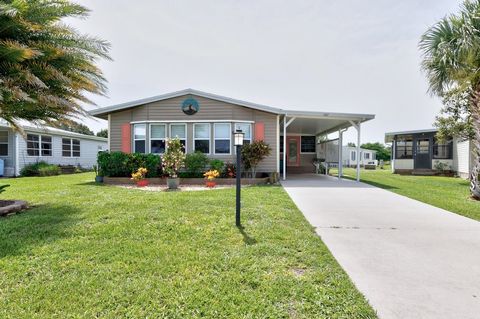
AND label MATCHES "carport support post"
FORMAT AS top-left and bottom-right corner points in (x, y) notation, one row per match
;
(282, 115), (296, 181)
(356, 123), (361, 182)
(338, 129), (343, 180)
